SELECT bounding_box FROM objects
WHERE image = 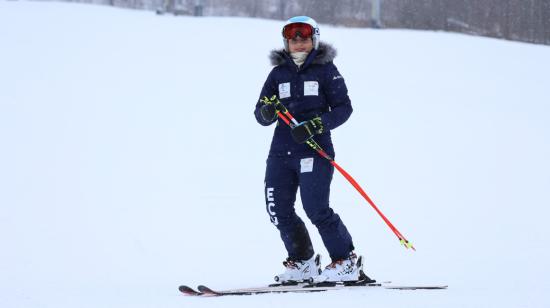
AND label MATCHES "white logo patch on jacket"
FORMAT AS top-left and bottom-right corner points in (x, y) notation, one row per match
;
(279, 82), (291, 99)
(304, 81), (319, 96)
